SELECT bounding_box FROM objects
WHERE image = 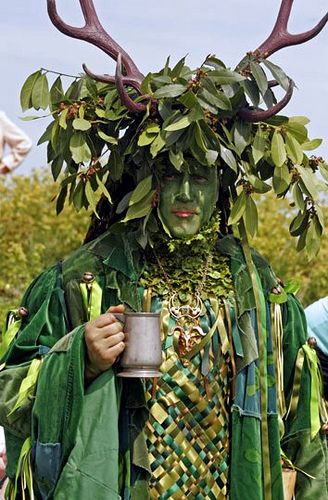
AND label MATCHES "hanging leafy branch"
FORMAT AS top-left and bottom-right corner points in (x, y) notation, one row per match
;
(20, 54), (328, 259)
